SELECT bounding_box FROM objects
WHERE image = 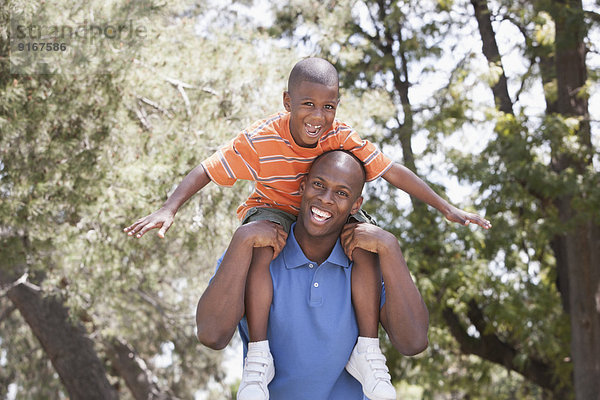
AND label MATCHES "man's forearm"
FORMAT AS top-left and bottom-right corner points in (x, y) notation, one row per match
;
(378, 236), (429, 355)
(382, 163), (451, 214)
(162, 164), (211, 214)
(195, 229), (254, 349)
